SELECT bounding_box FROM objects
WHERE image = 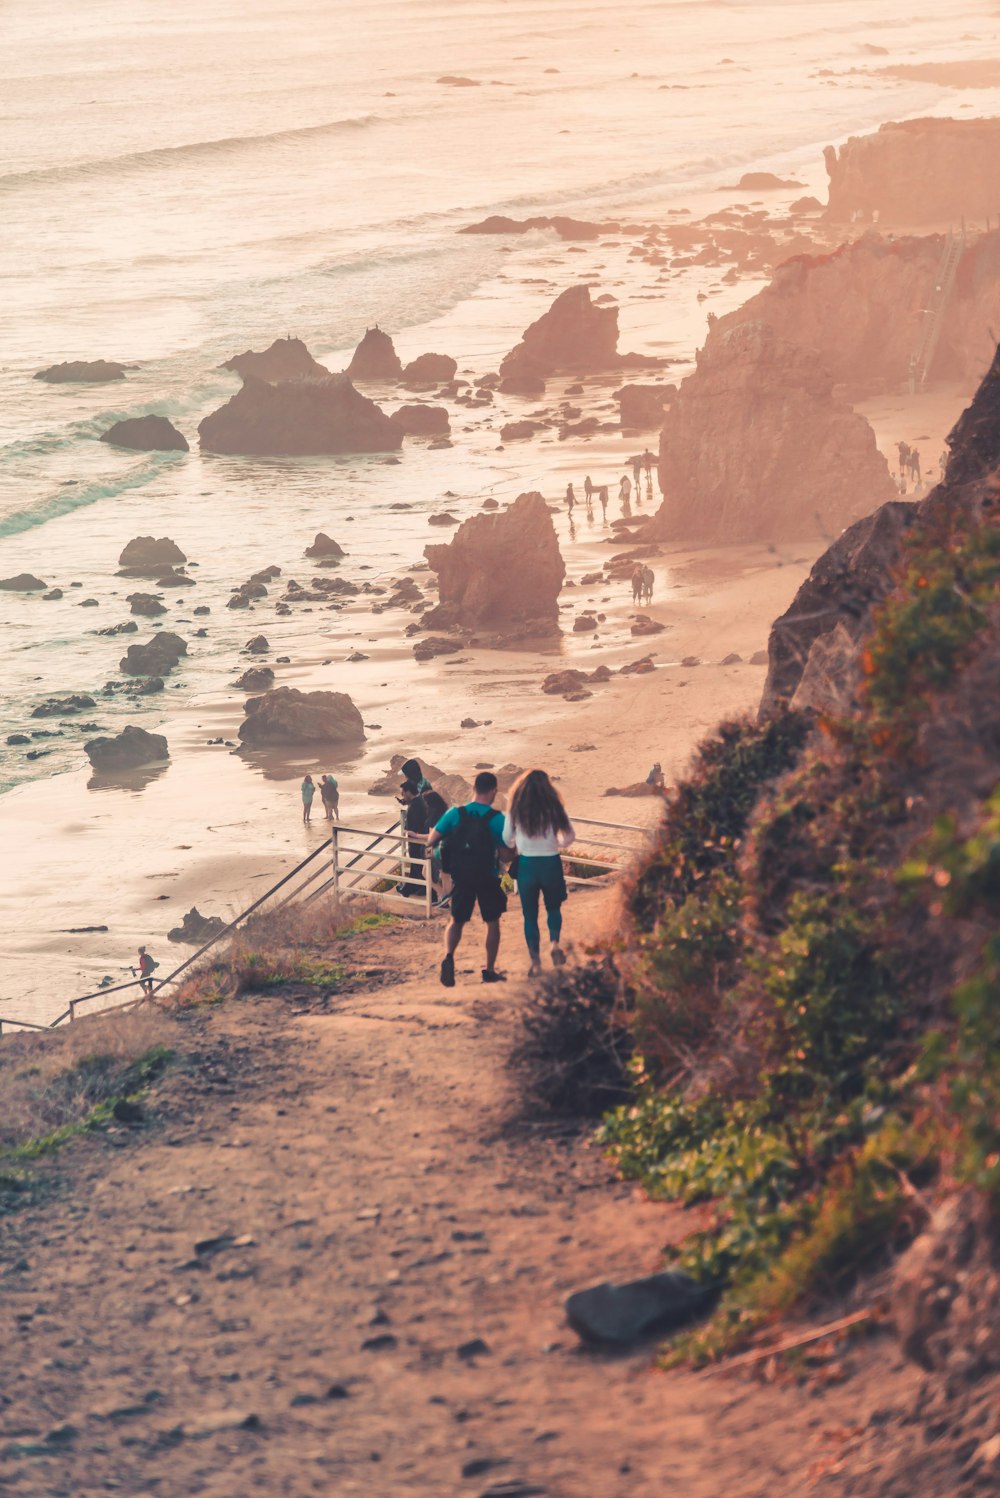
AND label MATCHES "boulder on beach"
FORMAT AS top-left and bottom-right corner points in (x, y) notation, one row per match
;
(0, 574), (47, 592)
(32, 694), (96, 718)
(234, 665), (275, 691)
(499, 286), (620, 388)
(726, 171), (804, 191)
(167, 907), (228, 945)
(390, 404), (451, 437)
(85, 725), (169, 771)
(368, 754), (473, 805)
(244, 634), (269, 653)
(119, 631), (188, 677)
(100, 415), (189, 452)
(118, 536), (187, 574)
(423, 491), (564, 634)
(221, 336), (329, 383)
(615, 383), (675, 428)
(237, 686), (366, 746)
(35, 359), (128, 383)
(500, 419), (545, 441)
(643, 321), (897, 545)
(346, 326), (403, 380)
(824, 117), (1000, 227)
(304, 533), (345, 559)
(126, 593), (166, 617)
(401, 353), (458, 386)
(198, 374), (402, 456)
